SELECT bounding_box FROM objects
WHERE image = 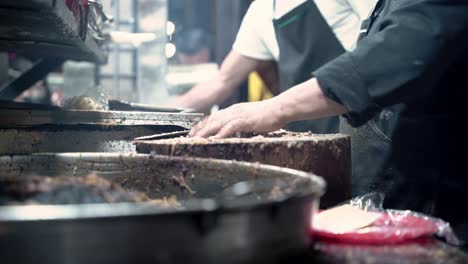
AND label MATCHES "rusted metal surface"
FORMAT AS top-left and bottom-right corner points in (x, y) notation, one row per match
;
(0, 124), (187, 154)
(135, 132), (351, 208)
(0, 108), (203, 154)
(0, 108), (203, 127)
